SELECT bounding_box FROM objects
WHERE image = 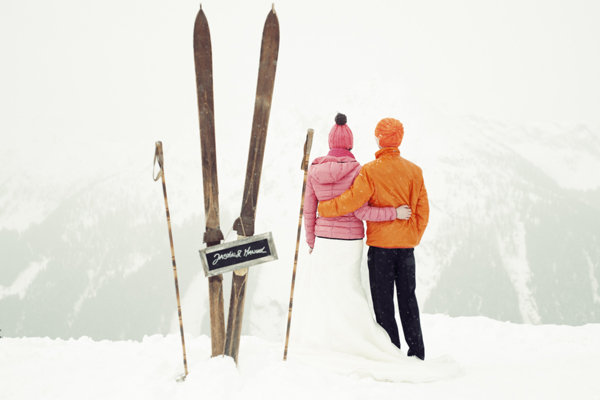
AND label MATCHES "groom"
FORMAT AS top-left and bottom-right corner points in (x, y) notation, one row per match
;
(318, 117), (429, 360)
